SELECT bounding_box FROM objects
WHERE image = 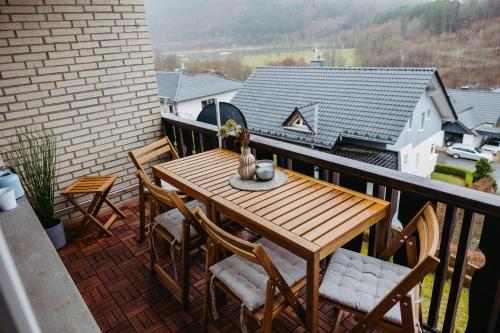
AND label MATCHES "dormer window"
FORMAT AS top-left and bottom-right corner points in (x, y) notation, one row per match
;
(285, 113), (312, 132)
(283, 103), (319, 133)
